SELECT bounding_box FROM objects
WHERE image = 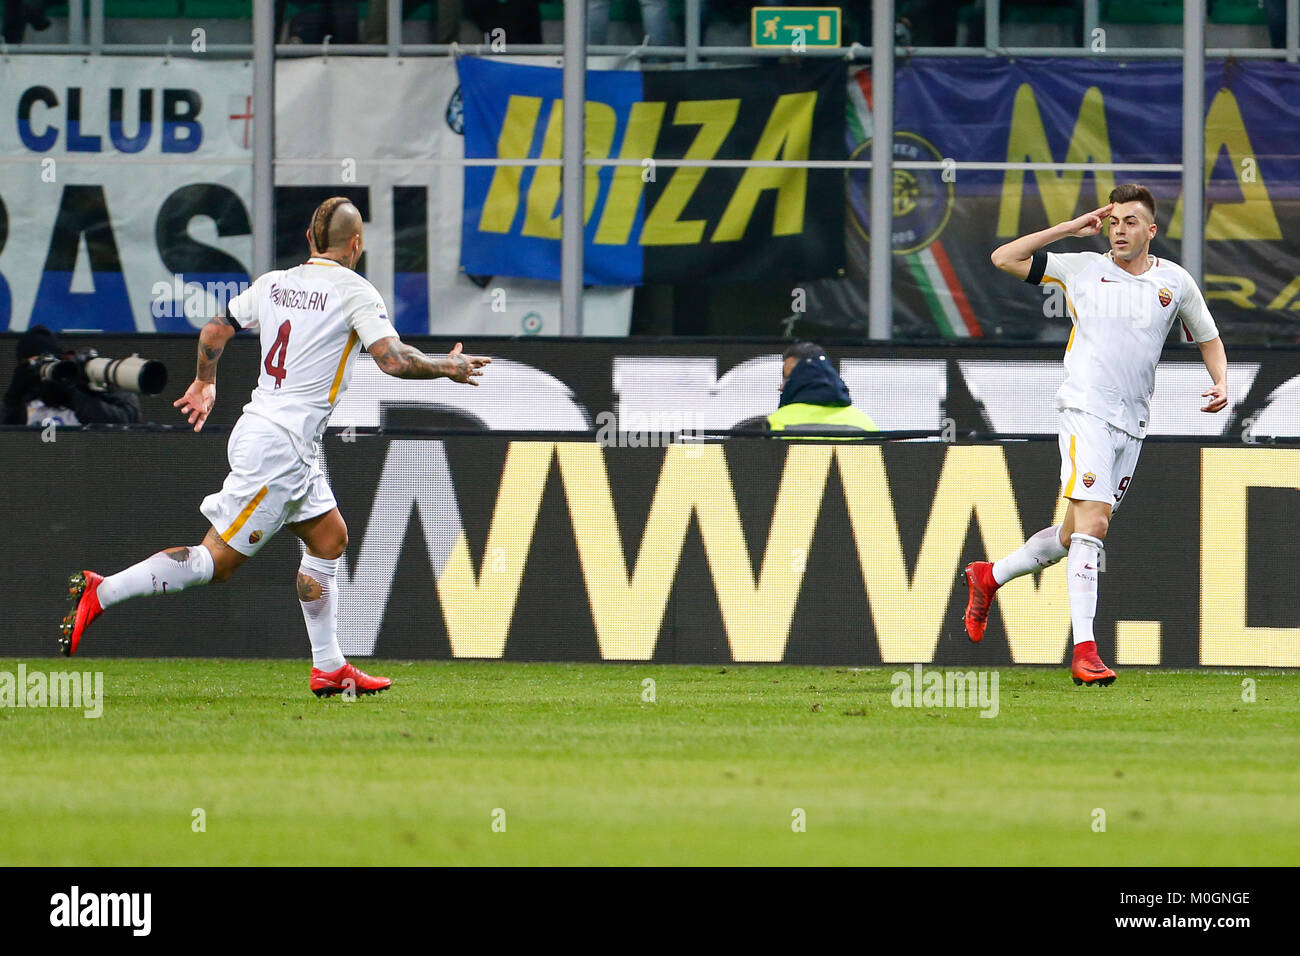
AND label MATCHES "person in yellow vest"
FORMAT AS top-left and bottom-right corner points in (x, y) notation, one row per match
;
(766, 342), (879, 437)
